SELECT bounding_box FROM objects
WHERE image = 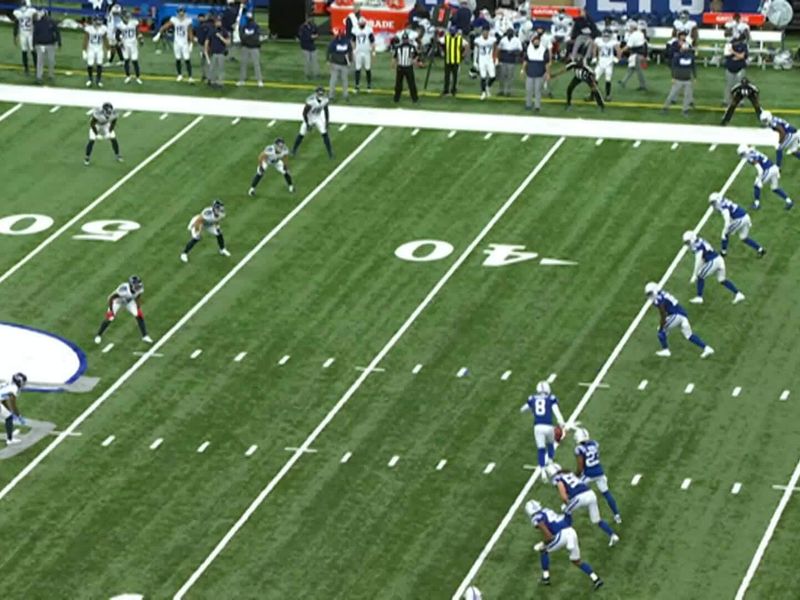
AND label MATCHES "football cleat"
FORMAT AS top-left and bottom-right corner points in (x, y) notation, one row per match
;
(180, 253), (189, 263)
(94, 336), (102, 344)
(540, 577), (551, 586)
(689, 296), (704, 304)
(751, 201), (761, 210)
(84, 157), (90, 166)
(188, 77), (195, 84)
(115, 155), (124, 163)
(5, 437), (21, 446)
(786, 200), (794, 211)
(136, 78), (143, 85)
(247, 188), (256, 197)
(733, 292), (746, 304)
(480, 91), (487, 100)
(656, 349), (671, 357)
(85, 79), (92, 87)
(701, 346), (715, 358)
(609, 533), (620, 547)
(614, 513), (622, 524)
(593, 578), (604, 591)
(176, 74), (183, 82)
(758, 248), (766, 258)
(124, 76), (131, 84)
(96, 81), (103, 88)
(142, 335), (153, 344)
(219, 248), (231, 257)
(288, 185), (295, 193)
